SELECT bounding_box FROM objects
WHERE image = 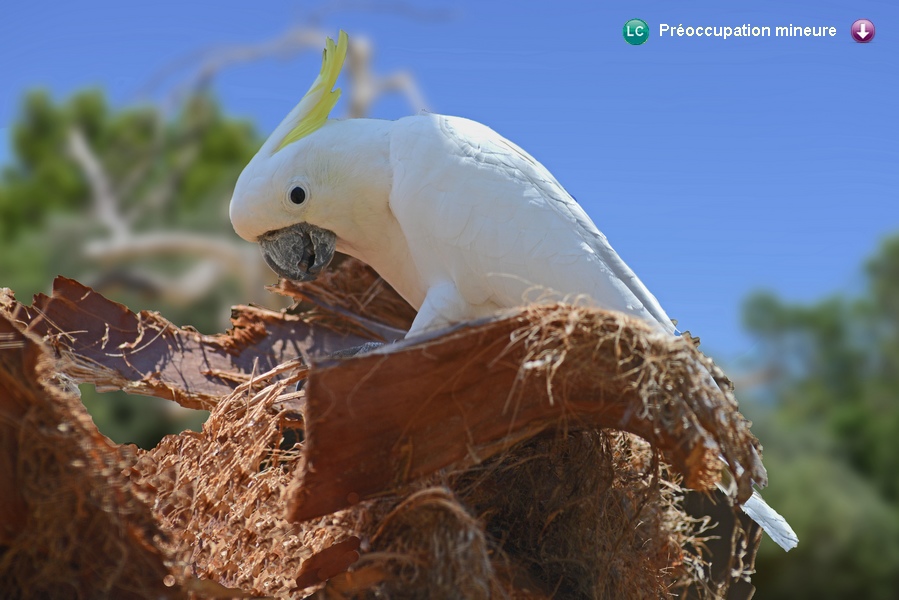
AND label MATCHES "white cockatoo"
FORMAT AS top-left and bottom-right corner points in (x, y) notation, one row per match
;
(229, 31), (797, 551)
